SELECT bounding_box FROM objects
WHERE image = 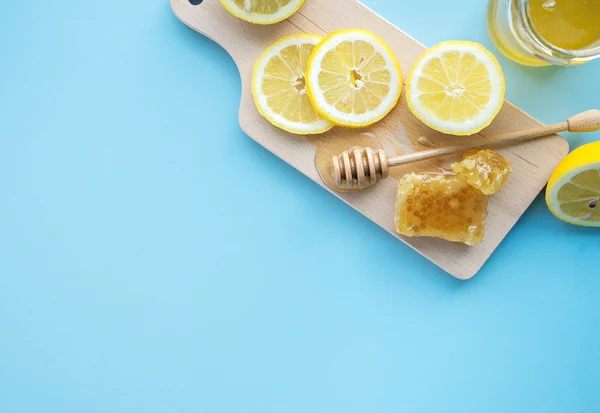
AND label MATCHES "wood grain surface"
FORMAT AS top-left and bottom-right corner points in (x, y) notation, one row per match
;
(170, 0), (569, 279)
